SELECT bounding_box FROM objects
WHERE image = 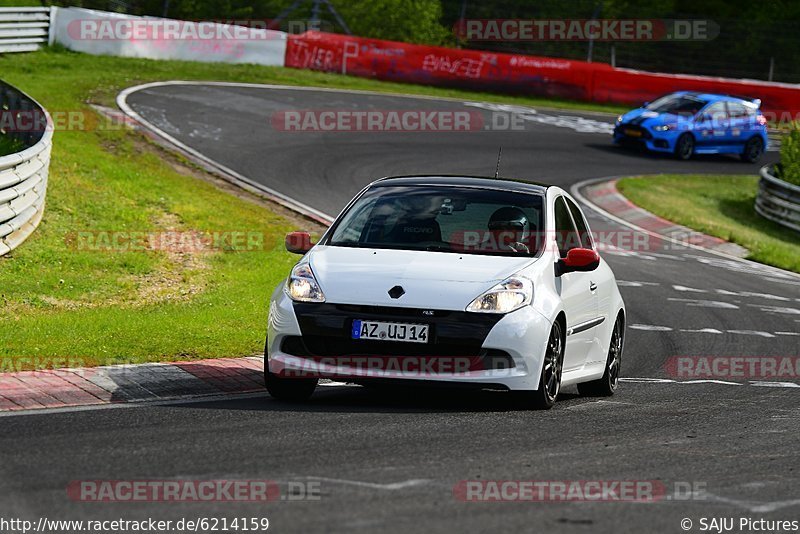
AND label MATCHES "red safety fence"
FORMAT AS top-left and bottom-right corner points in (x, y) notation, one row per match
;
(285, 31), (800, 117)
